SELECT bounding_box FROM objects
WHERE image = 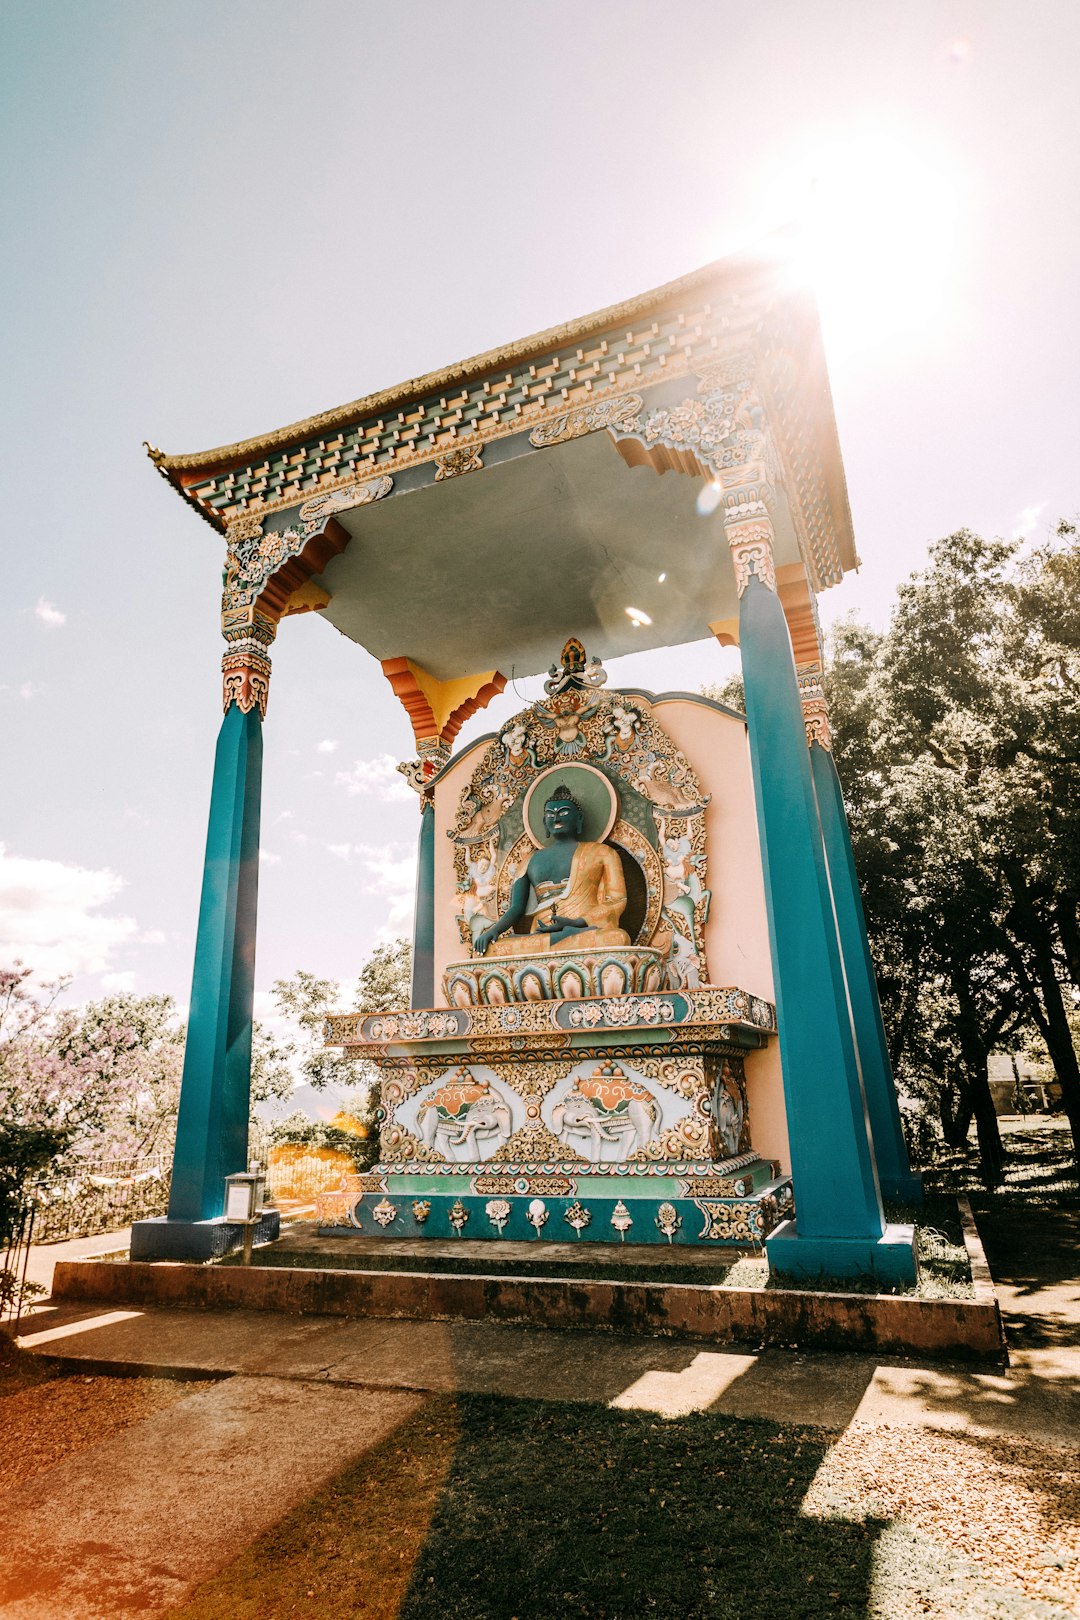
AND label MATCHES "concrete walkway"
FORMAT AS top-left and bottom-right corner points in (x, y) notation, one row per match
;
(12, 1287), (1079, 1445)
(2, 1201), (1078, 1617)
(21, 1228), (132, 1296)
